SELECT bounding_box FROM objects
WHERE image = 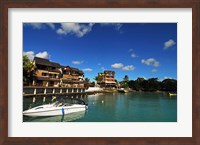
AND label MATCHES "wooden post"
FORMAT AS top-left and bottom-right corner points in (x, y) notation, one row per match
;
(43, 96), (46, 102)
(33, 97), (36, 103)
(32, 80), (35, 86)
(34, 88), (37, 95)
